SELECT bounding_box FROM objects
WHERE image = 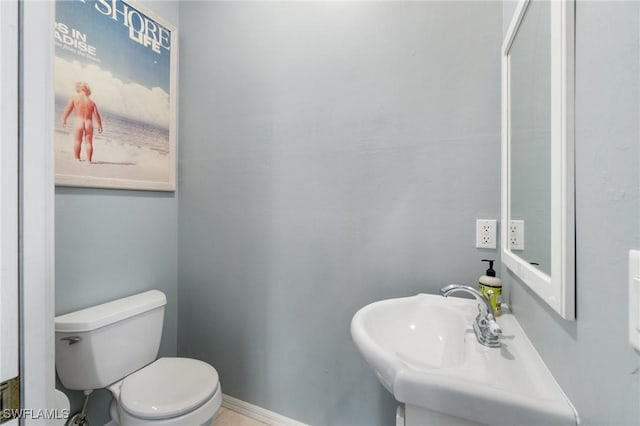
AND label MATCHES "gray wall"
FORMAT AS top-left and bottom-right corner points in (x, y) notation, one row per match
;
(177, 2), (501, 425)
(503, 1), (640, 425)
(54, 2), (179, 424)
